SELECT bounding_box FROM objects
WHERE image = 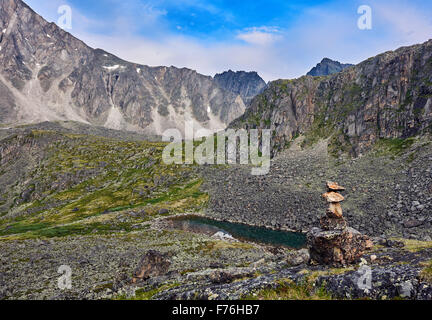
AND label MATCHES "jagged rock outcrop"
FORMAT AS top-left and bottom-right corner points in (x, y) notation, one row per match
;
(0, 0), (246, 135)
(214, 70), (267, 105)
(307, 58), (353, 76)
(307, 182), (373, 266)
(230, 40), (432, 157)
